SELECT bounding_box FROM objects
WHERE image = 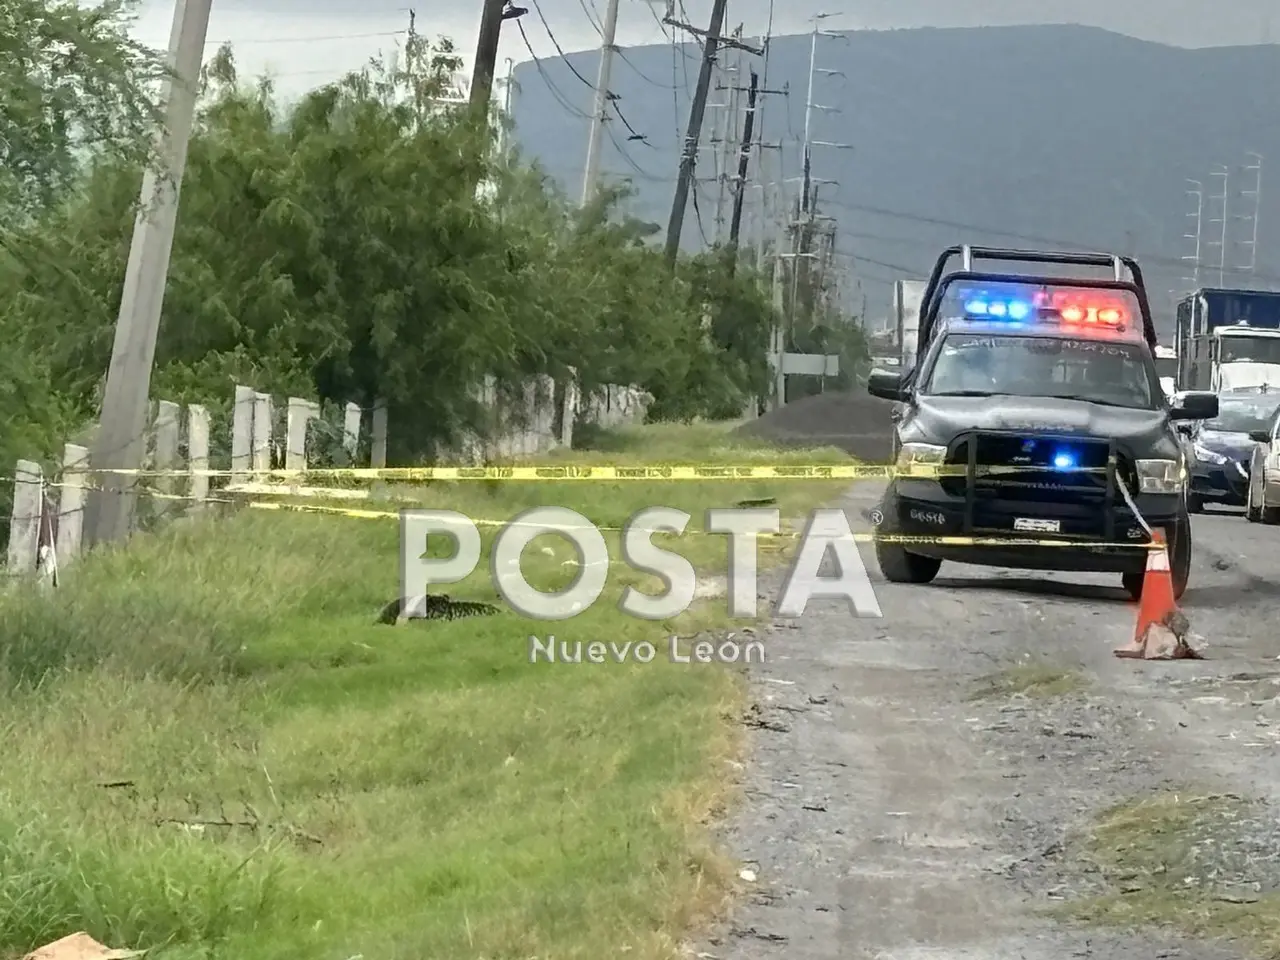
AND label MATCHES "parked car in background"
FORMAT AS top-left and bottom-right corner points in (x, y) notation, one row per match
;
(1187, 390), (1280, 511)
(1246, 401), (1280, 523)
